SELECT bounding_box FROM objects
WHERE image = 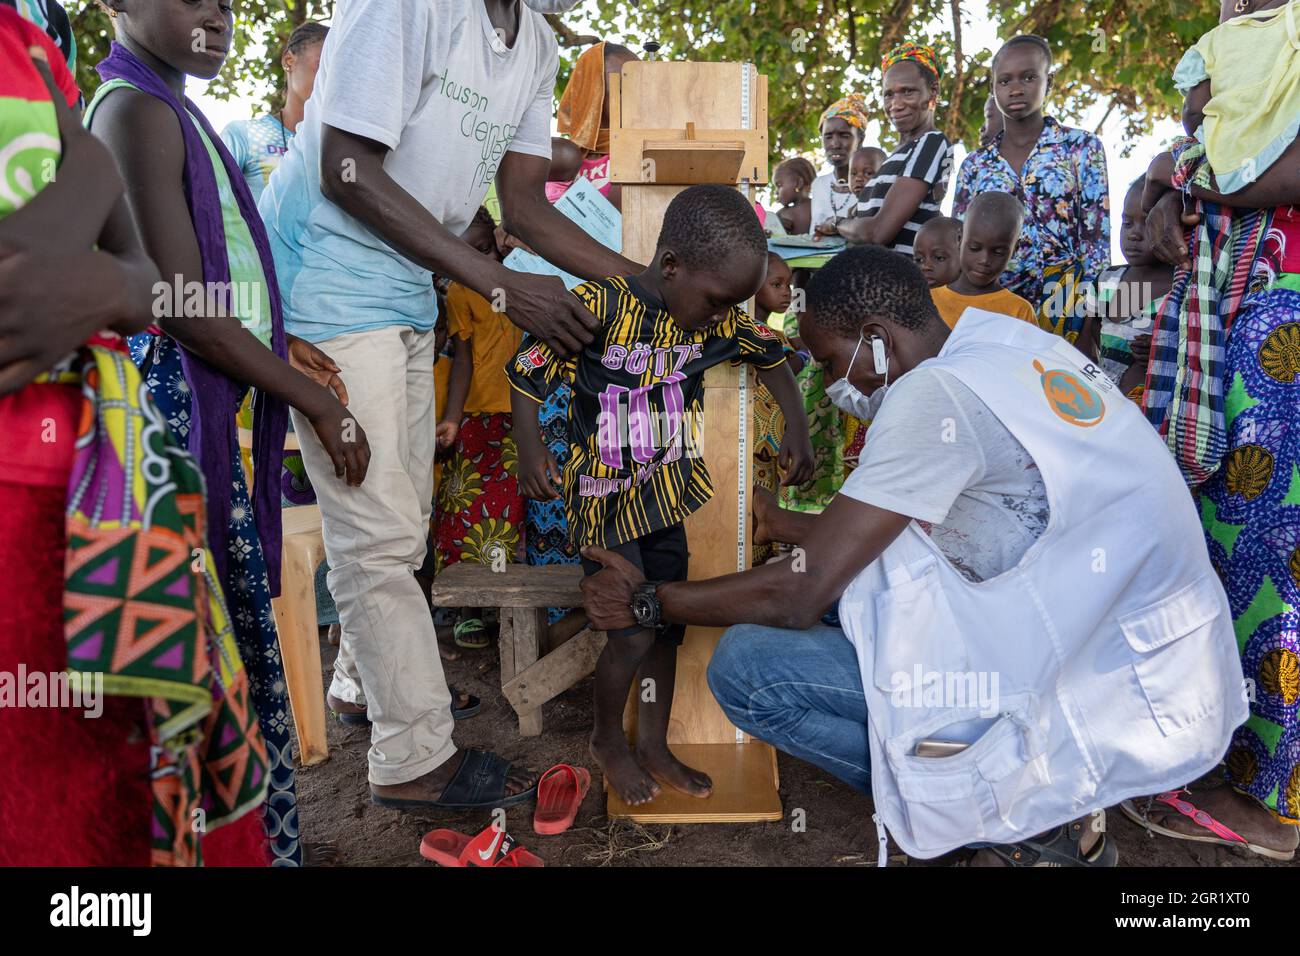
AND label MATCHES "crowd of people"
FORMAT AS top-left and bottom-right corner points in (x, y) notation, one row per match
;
(0, 0), (1297, 868)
